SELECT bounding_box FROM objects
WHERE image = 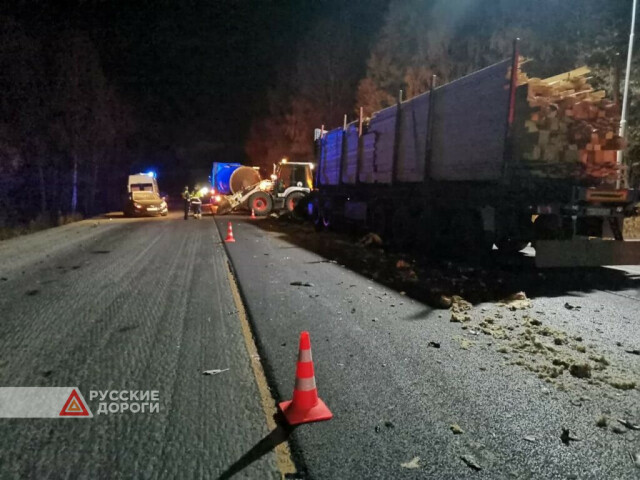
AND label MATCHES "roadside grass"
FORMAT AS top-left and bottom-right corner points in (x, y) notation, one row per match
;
(0, 213), (84, 241)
